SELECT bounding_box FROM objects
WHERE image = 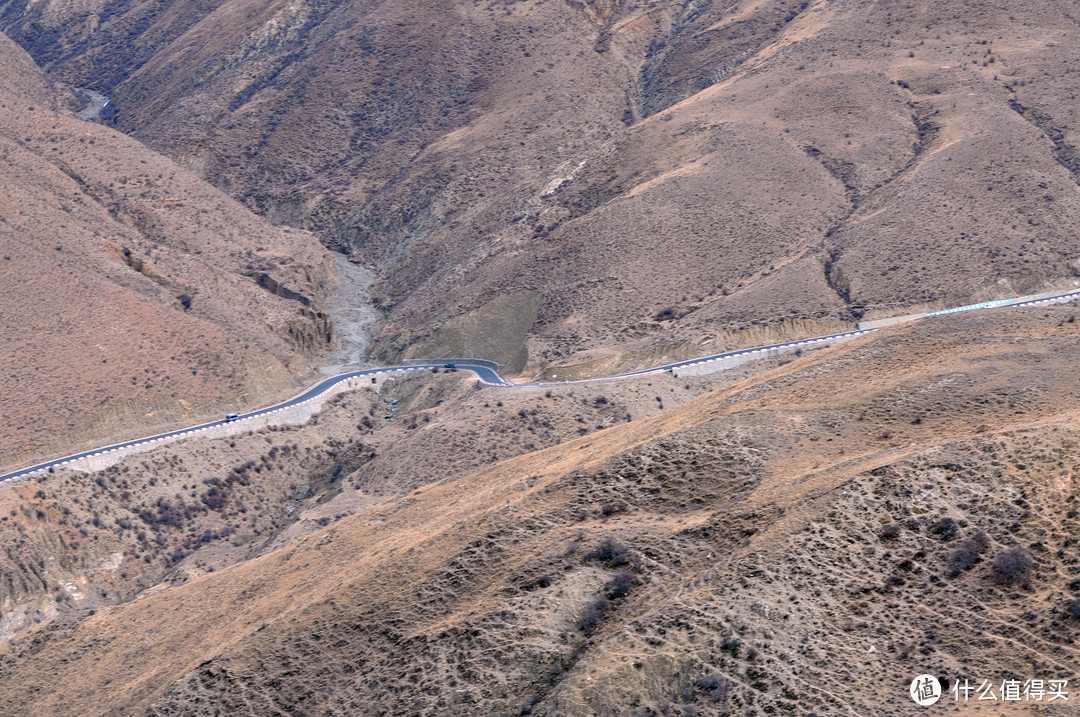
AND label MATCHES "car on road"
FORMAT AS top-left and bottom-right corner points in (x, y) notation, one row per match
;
(224, 413), (240, 422)
(444, 362), (456, 369)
